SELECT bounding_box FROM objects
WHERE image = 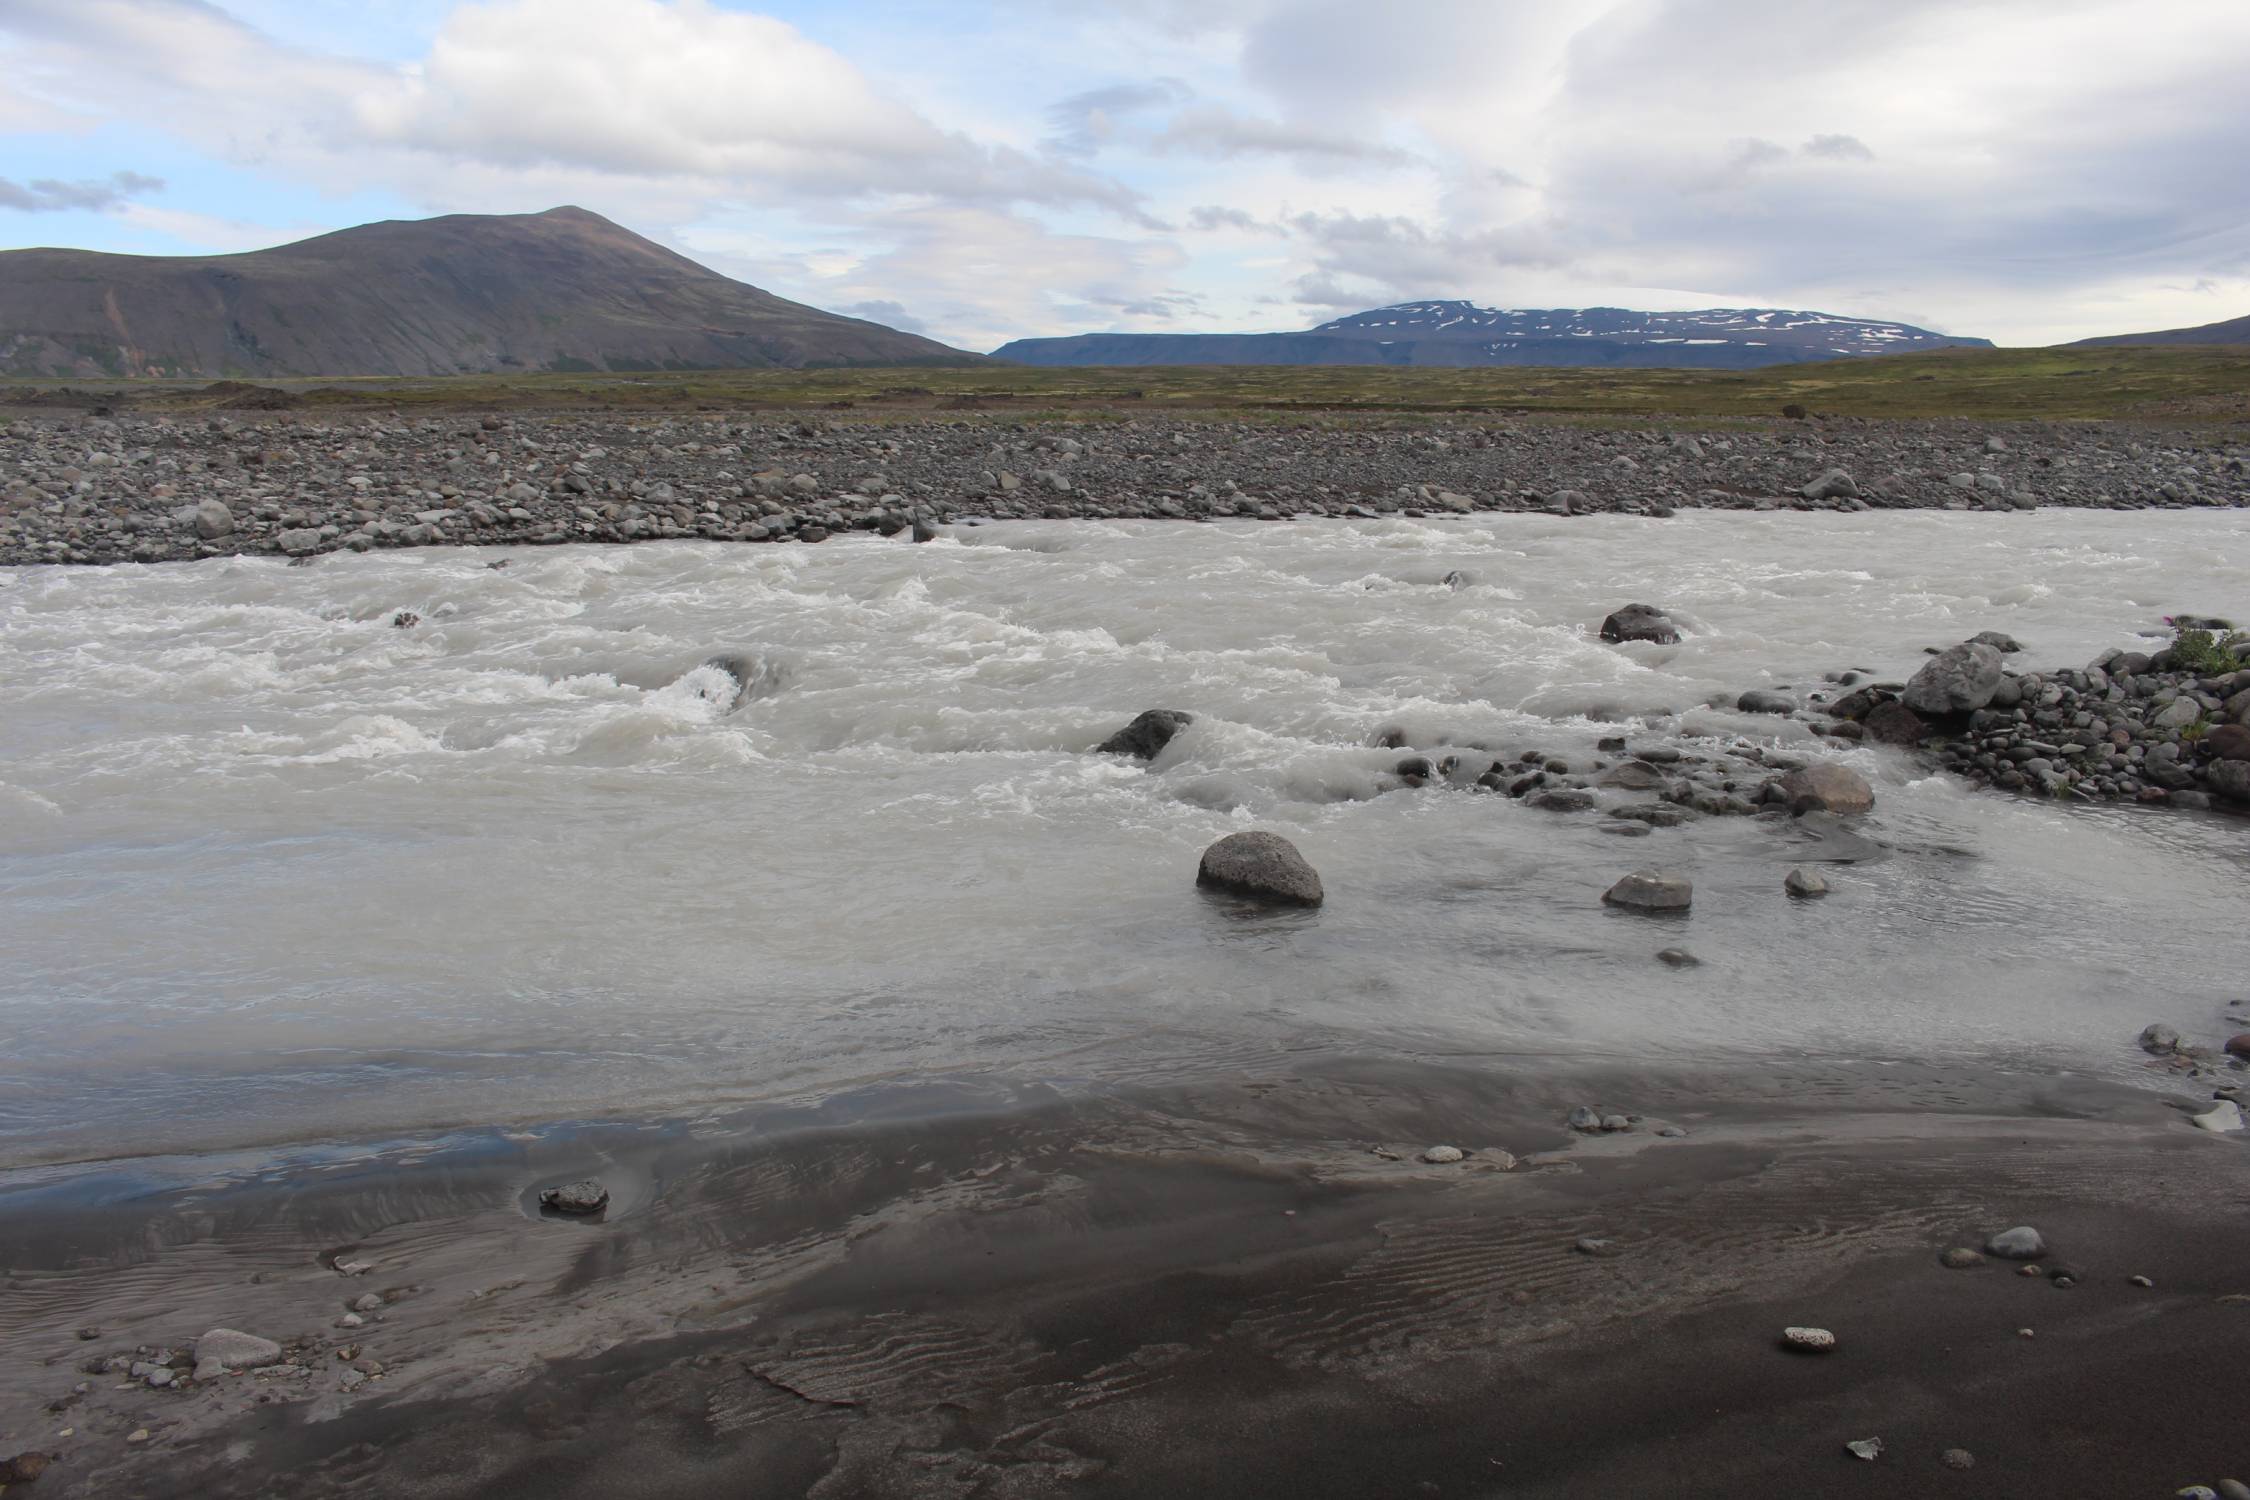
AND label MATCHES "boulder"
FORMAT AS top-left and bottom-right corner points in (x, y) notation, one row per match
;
(1985, 1225), (2046, 1259)
(192, 1328), (282, 1381)
(1862, 700), (1928, 746)
(1903, 641), (2006, 715)
(192, 499), (235, 539)
(1784, 867), (1830, 898)
(1197, 831), (1324, 907)
(1098, 709), (1195, 760)
(275, 527), (324, 556)
(1598, 604), (1681, 646)
(2209, 759), (2250, 805)
(2202, 723), (2250, 761)
(1769, 763), (1875, 815)
(1735, 689), (1797, 715)
(1800, 469), (1859, 501)
(1602, 870), (1692, 911)
(540, 1179), (610, 1215)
